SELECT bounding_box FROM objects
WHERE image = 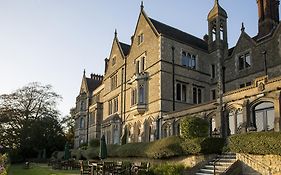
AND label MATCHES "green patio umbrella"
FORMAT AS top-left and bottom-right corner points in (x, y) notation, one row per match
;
(64, 142), (71, 160)
(99, 135), (107, 160)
